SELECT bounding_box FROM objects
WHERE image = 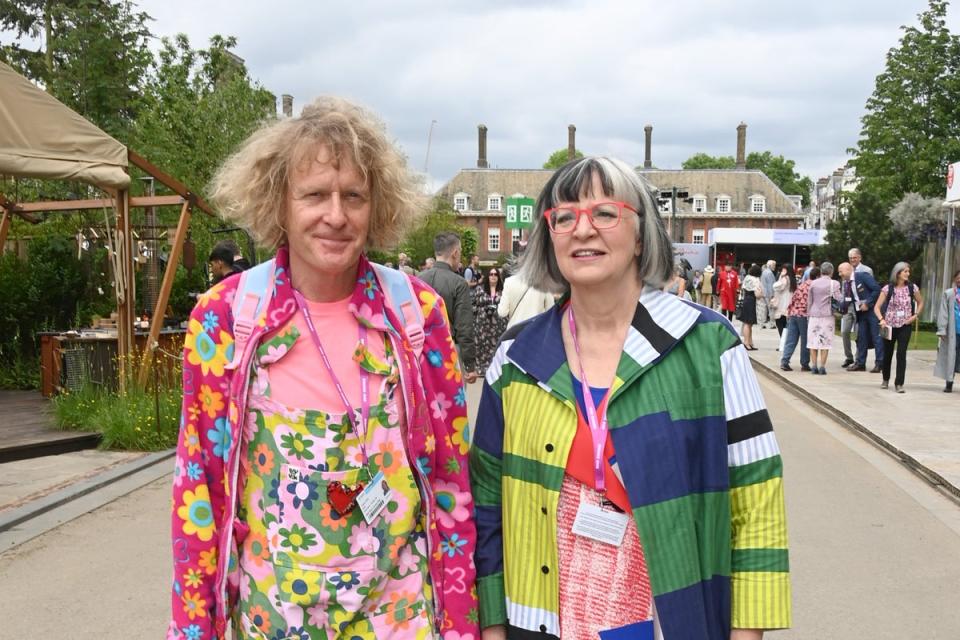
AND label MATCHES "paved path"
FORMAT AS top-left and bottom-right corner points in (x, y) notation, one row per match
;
(744, 322), (959, 500)
(1, 377), (959, 638)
